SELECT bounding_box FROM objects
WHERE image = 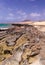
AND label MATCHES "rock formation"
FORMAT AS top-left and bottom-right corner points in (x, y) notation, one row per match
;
(0, 24), (44, 65)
